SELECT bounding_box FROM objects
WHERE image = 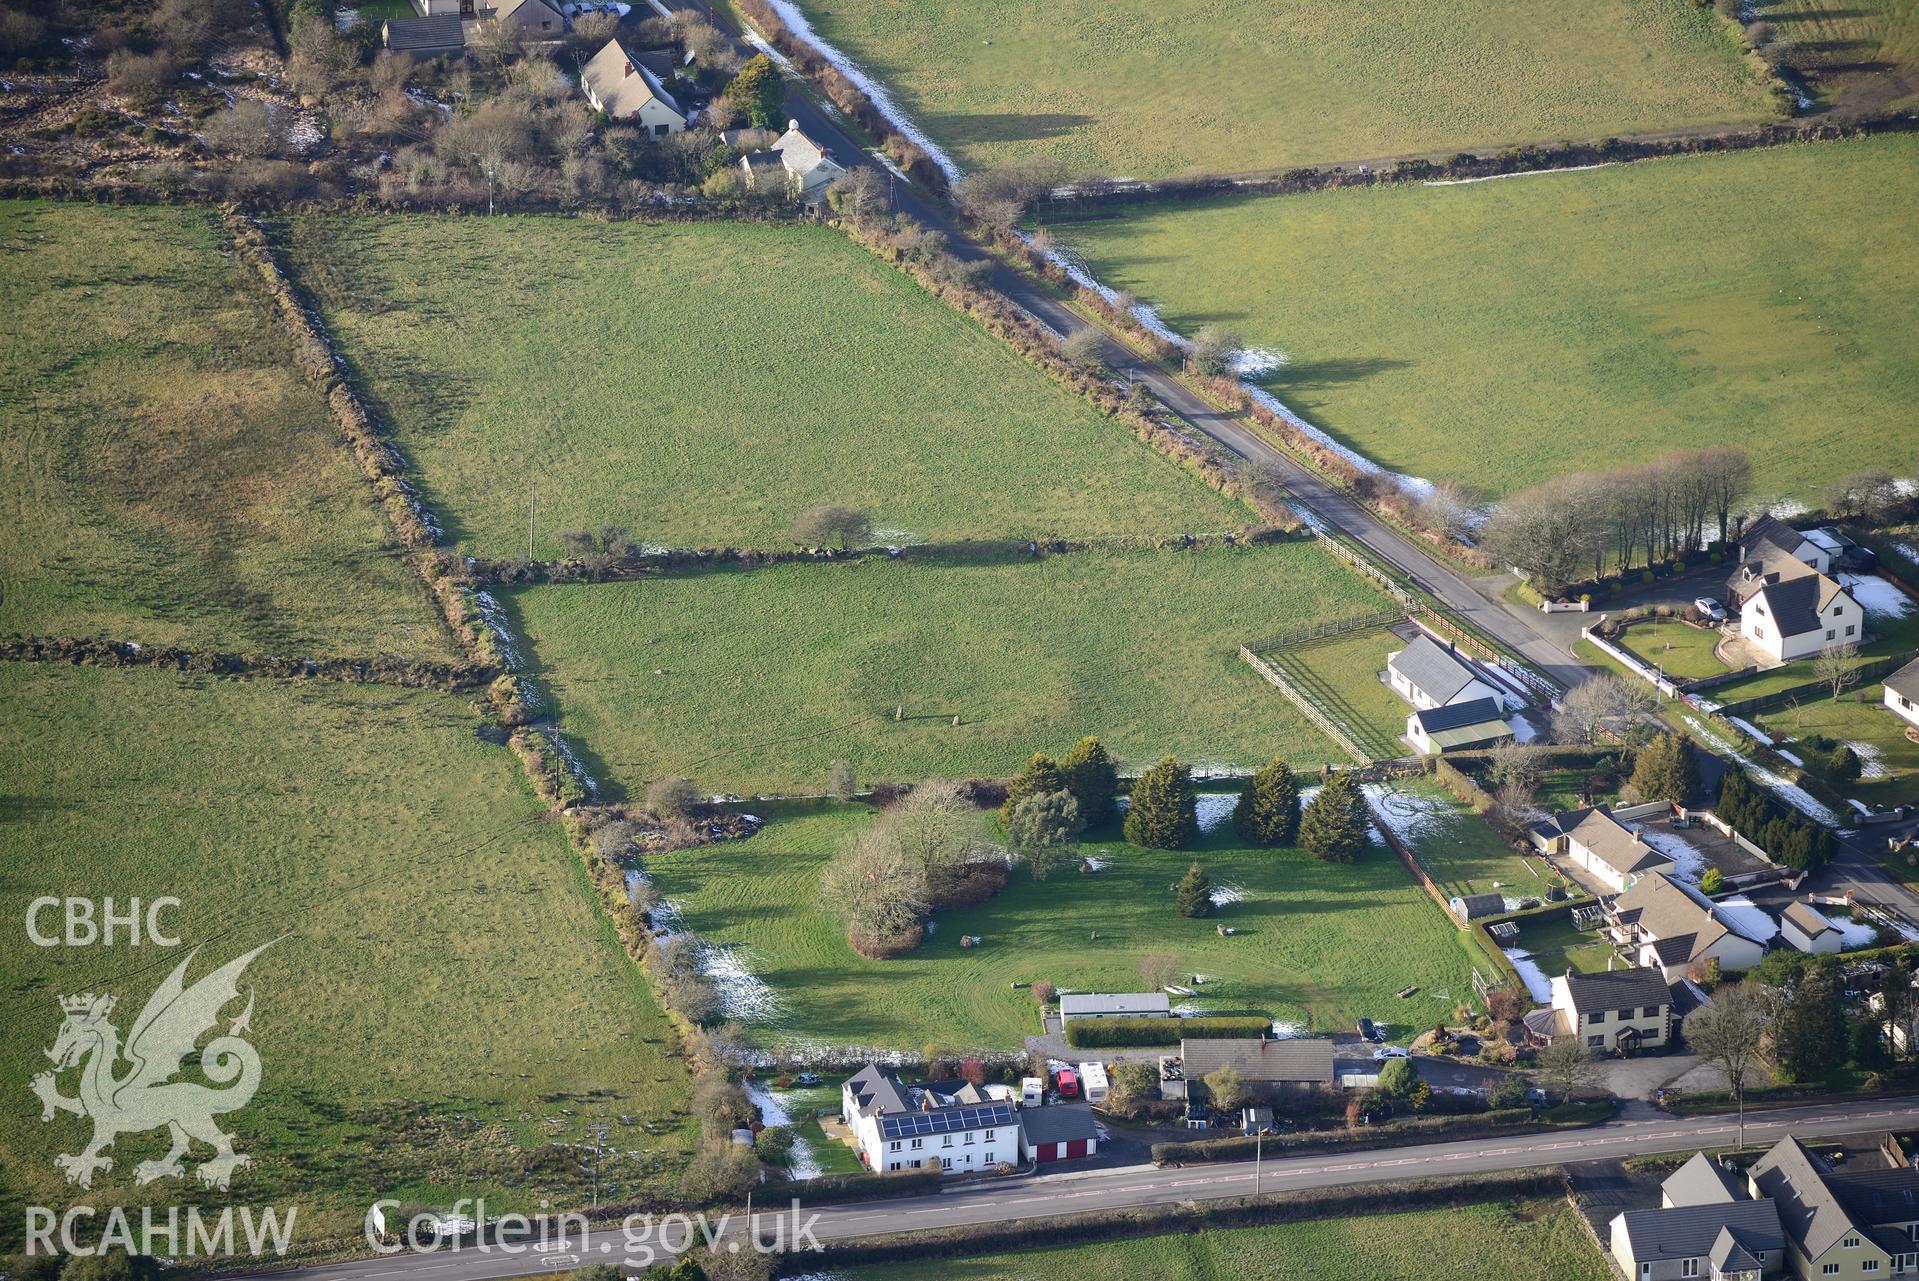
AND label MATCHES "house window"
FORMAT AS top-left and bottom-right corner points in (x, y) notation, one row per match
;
(1588, 1011), (1604, 1025)
(1827, 630), (1836, 640)
(940, 1157), (952, 1169)
(943, 1134), (954, 1147)
(1616, 1008), (1633, 1020)
(964, 1133), (975, 1145)
(1834, 606), (1845, 616)
(1863, 1262), (1881, 1274)
(1849, 1238), (1863, 1249)
(1848, 624), (1857, 636)
(985, 1129), (996, 1140)
(1681, 1260), (1700, 1278)
(1827, 1265), (1842, 1276)
(910, 1138), (922, 1150)
(1588, 1035), (1605, 1048)
(1754, 624), (1766, 639)
(887, 1161), (898, 1171)
(1642, 1006), (1660, 1018)
(889, 1140), (901, 1152)
(654, 123), (670, 137)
